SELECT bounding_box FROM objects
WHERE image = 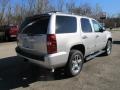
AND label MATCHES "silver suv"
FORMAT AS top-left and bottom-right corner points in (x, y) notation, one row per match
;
(16, 12), (112, 76)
